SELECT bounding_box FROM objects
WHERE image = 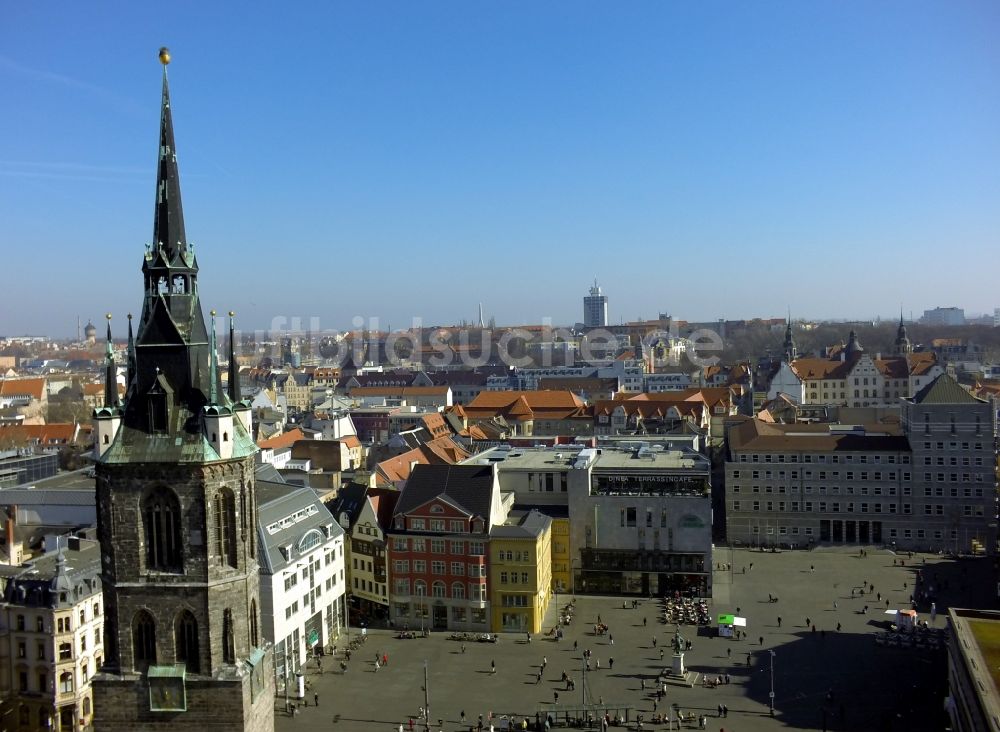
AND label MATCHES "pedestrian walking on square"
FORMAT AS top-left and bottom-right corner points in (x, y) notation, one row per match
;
(722, 704), (728, 717)
(536, 670), (541, 684)
(727, 647), (731, 659)
(491, 659), (496, 674)
(644, 617), (648, 627)
(653, 636), (657, 648)
(383, 653), (388, 667)
(746, 653), (751, 668)
(609, 634), (614, 645)
(718, 704), (723, 718)
(596, 659), (601, 670)
(461, 643), (466, 654)
(759, 636), (764, 646)
(725, 673), (730, 684)
(777, 616), (782, 628)
(314, 692), (318, 706)
(837, 622), (842, 632)
(806, 617), (811, 628)
(833, 601), (838, 610)
(750, 562), (754, 571)
(811, 565), (815, 572)
(609, 657), (614, 670)
(554, 691), (559, 704)
(543, 656), (547, 668)
(461, 711), (466, 724)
